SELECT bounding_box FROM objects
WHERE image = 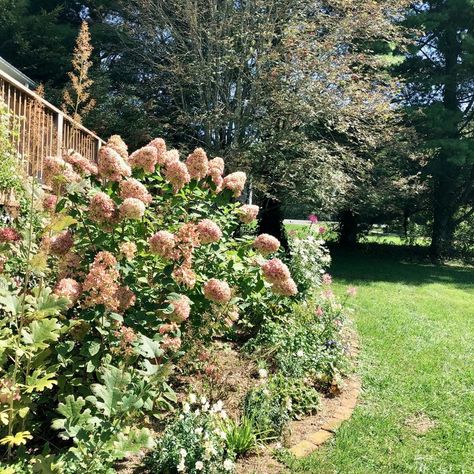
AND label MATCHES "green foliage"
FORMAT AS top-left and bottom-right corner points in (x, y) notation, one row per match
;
(144, 397), (234, 473)
(220, 416), (266, 457)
